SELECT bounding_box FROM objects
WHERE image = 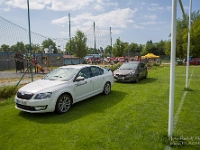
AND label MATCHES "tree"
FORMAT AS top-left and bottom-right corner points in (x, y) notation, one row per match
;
(17, 42), (26, 52)
(65, 41), (73, 55)
(66, 30), (87, 60)
(10, 45), (18, 52)
(176, 11), (200, 58)
(126, 42), (143, 56)
(164, 40), (171, 56)
(87, 48), (94, 55)
(156, 40), (166, 55)
(9, 42), (26, 53)
(65, 30), (87, 58)
(0, 44), (10, 52)
(42, 38), (57, 53)
(145, 40), (158, 54)
(175, 19), (187, 58)
(32, 44), (42, 54)
(112, 38), (126, 57)
(102, 45), (111, 57)
(190, 18), (200, 57)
